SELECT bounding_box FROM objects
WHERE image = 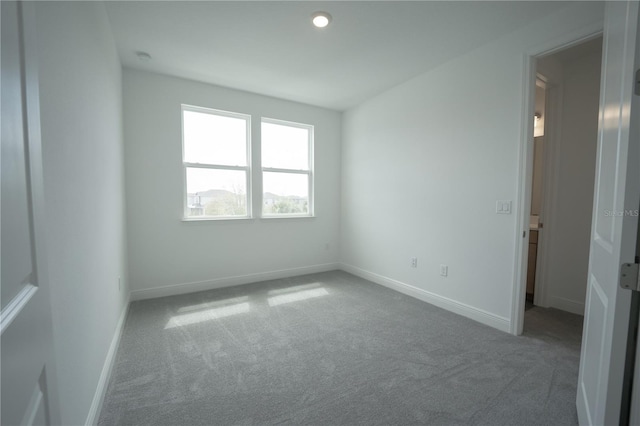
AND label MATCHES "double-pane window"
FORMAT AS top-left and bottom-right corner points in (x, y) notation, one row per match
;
(261, 119), (313, 217)
(182, 106), (250, 219)
(181, 106), (313, 220)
